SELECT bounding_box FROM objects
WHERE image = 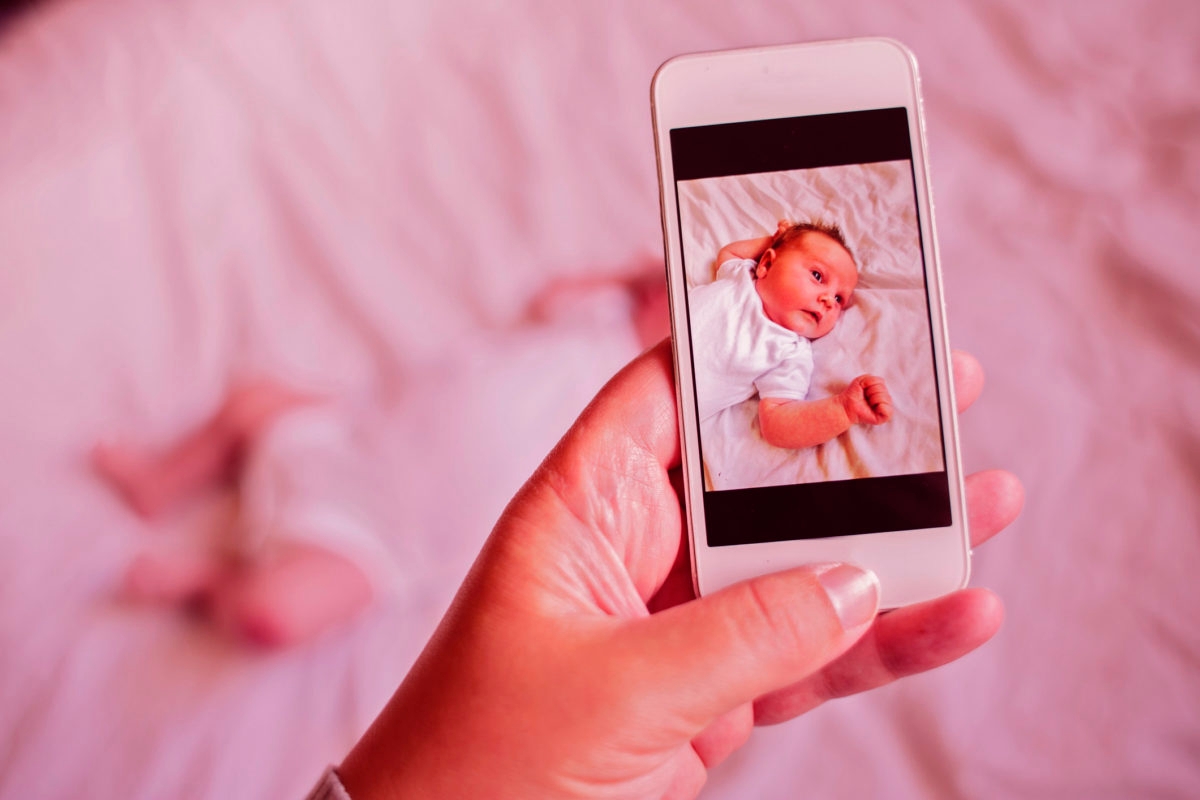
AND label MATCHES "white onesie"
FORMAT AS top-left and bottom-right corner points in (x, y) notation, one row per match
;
(688, 258), (814, 421)
(236, 405), (400, 597)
